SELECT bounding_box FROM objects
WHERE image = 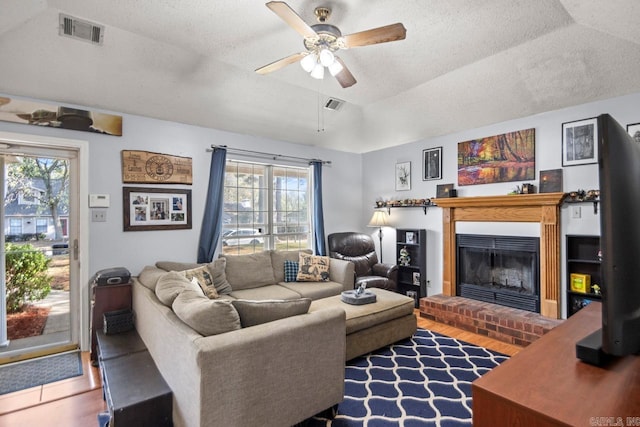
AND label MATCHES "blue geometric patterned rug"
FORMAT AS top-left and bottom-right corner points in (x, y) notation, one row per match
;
(0, 351), (83, 395)
(309, 329), (509, 427)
